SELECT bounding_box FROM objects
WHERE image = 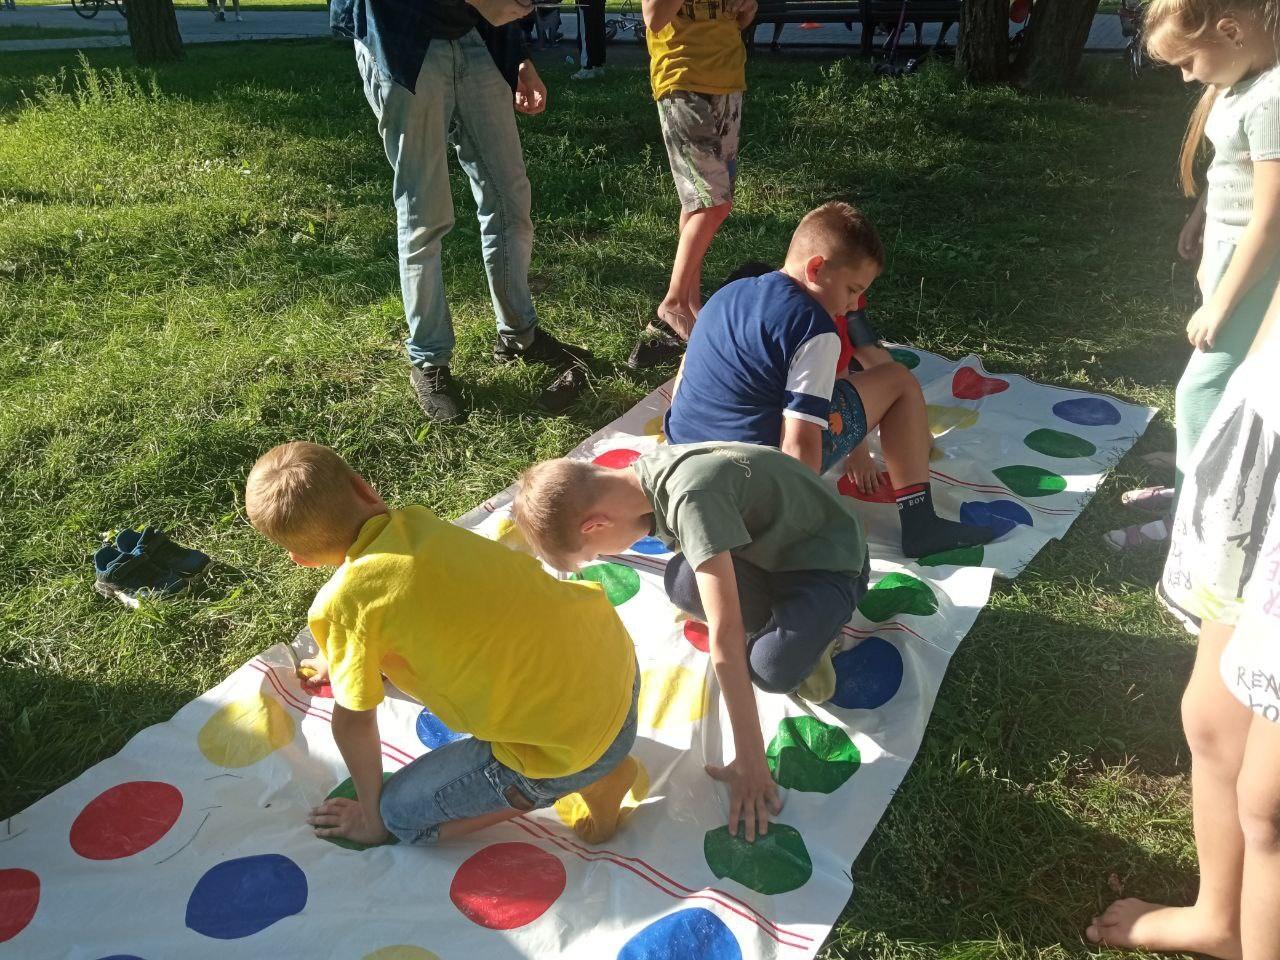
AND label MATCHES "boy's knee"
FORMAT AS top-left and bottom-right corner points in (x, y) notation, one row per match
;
(748, 637), (808, 695)
(1237, 779), (1280, 853)
(378, 773), (419, 842)
(1181, 683), (1244, 771)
